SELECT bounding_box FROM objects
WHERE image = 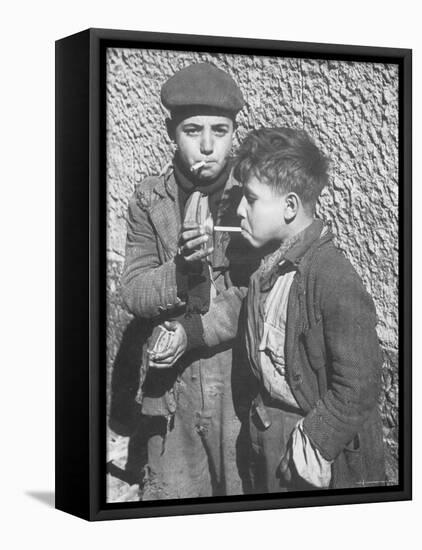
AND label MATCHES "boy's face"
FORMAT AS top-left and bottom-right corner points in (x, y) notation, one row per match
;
(237, 175), (290, 248)
(173, 115), (234, 181)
